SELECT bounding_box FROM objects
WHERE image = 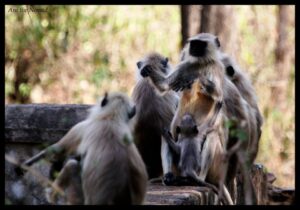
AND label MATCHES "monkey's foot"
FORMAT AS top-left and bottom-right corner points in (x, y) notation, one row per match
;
(163, 172), (176, 186)
(14, 166), (25, 177)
